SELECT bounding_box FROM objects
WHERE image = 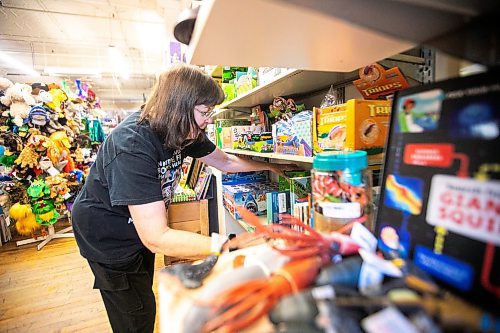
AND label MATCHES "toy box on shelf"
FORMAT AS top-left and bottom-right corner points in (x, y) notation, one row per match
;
(313, 99), (392, 184)
(235, 67), (258, 96)
(232, 129), (273, 153)
(223, 181), (279, 220)
(222, 172), (277, 220)
(215, 119), (251, 149)
(266, 190), (291, 224)
(376, 70), (500, 311)
(278, 171), (312, 226)
(272, 110), (313, 156)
